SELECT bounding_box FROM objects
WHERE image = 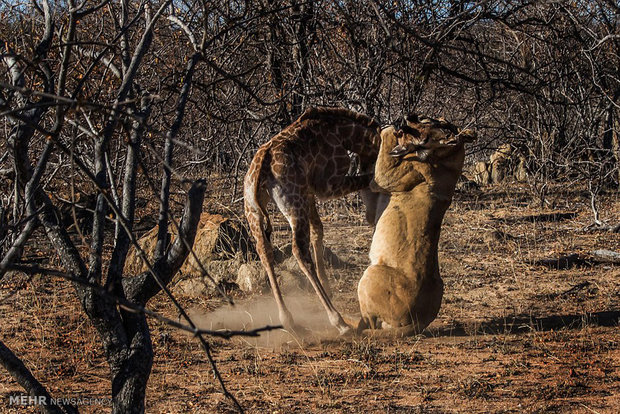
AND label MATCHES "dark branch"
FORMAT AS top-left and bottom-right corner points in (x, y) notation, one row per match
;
(0, 340), (76, 414)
